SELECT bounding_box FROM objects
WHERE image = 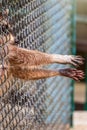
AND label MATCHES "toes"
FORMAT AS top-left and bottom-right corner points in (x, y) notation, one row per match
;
(71, 61), (79, 67)
(75, 55), (84, 60)
(59, 68), (84, 81)
(71, 55), (84, 67)
(67, 68), (85, 81)
(72, 70), (84, 81)
(73, 59), (84, 64)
